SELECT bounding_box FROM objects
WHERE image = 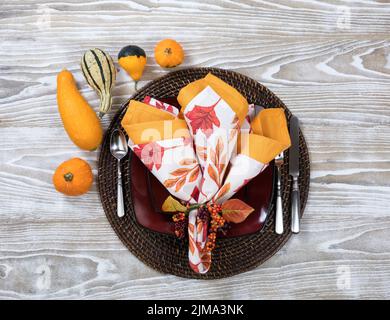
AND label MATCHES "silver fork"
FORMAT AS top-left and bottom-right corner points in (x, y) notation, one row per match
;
(275, 152), (284, 234)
